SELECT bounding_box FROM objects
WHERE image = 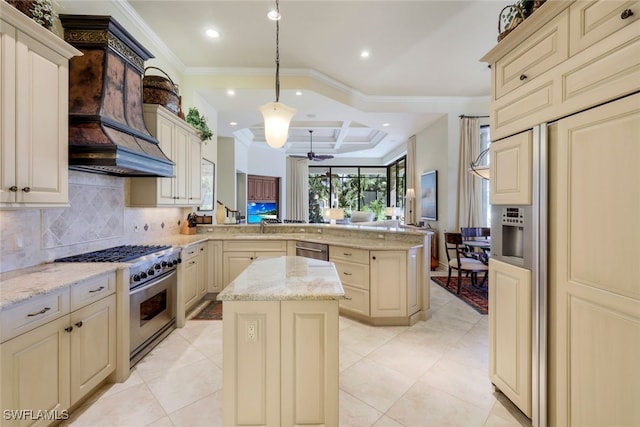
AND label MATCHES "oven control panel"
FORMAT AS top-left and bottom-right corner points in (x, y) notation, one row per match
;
(129, 248), (181, 286)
